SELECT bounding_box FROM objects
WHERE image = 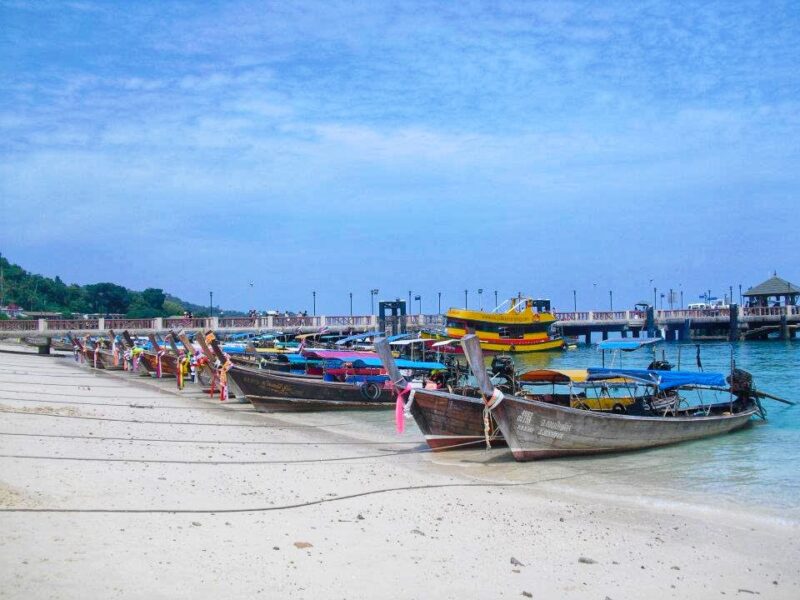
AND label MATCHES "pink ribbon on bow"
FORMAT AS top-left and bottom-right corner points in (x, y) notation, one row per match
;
(156, 350), (165, 378)
(93, 346), (99, 368)
(395, 384), (413, 434)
